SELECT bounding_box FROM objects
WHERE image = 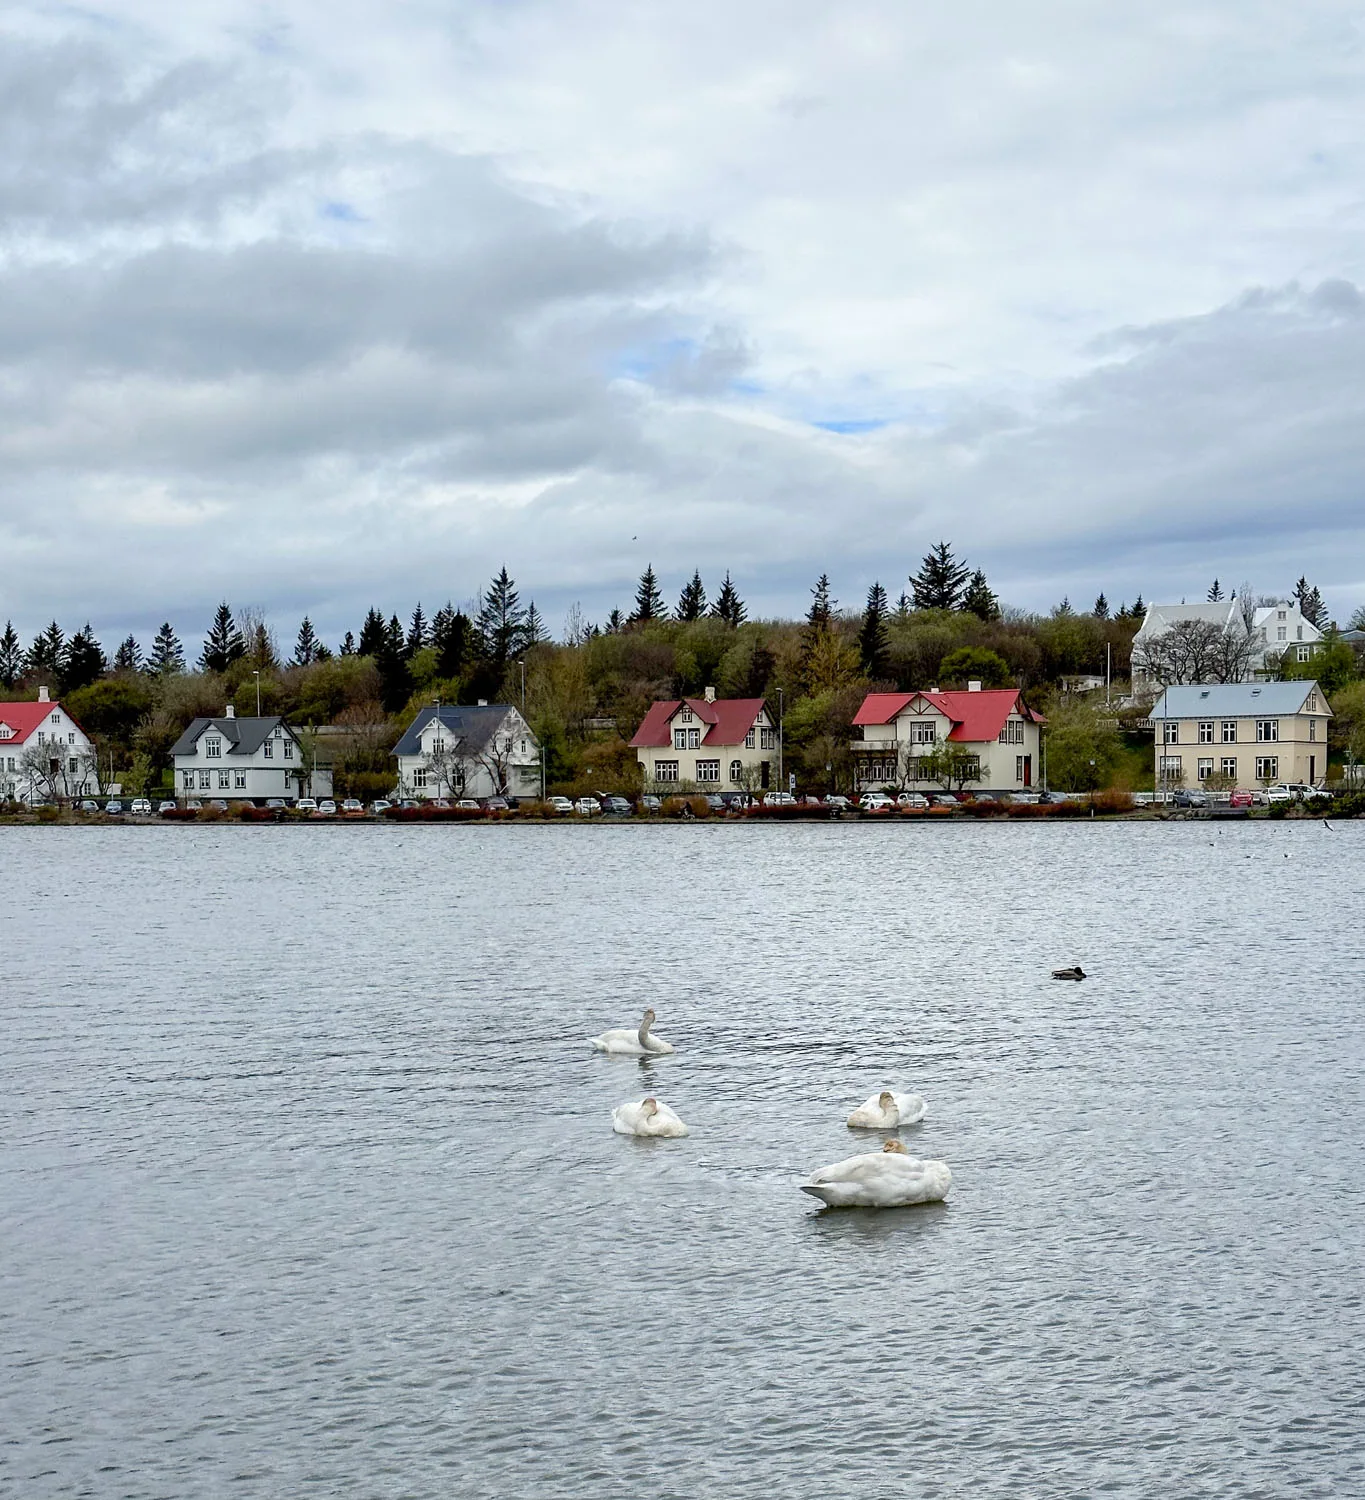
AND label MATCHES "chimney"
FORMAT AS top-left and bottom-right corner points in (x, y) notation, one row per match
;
(225, 704), (235, 718)
(704, 685), (716, 703)
(477, 699), (488, 707)
(968, 680), (982, 692)
(38, 685), (50, 703)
